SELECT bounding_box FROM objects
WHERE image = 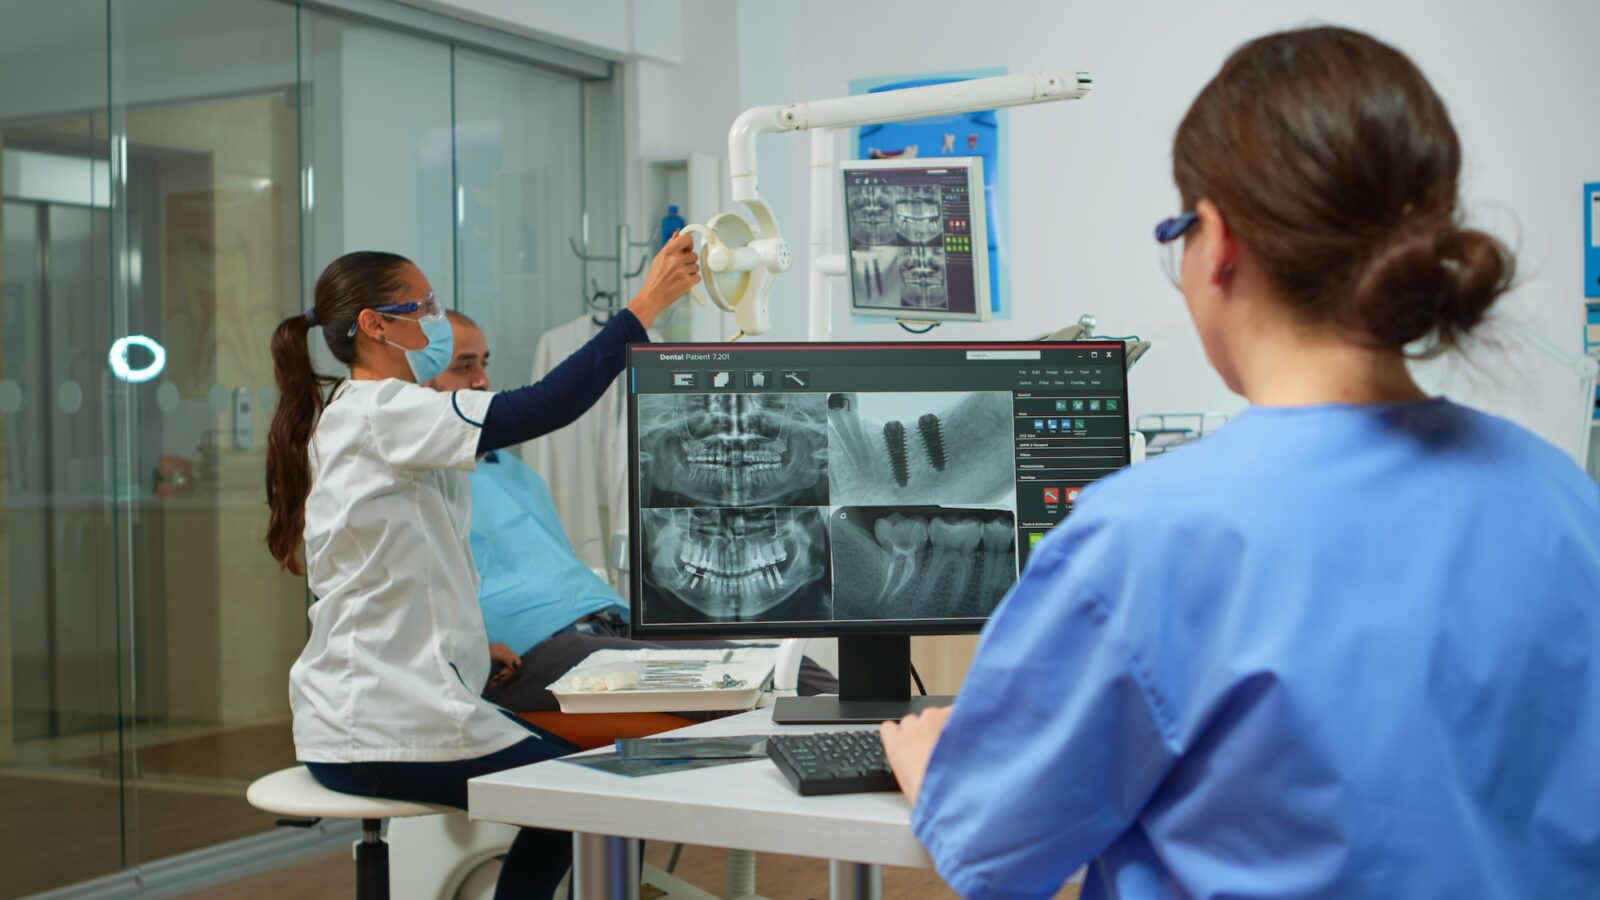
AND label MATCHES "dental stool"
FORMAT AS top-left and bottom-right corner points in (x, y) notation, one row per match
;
(247, 765), (492, 900)
(246, 643), (811, 899)
(245, 713), (692, 900)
